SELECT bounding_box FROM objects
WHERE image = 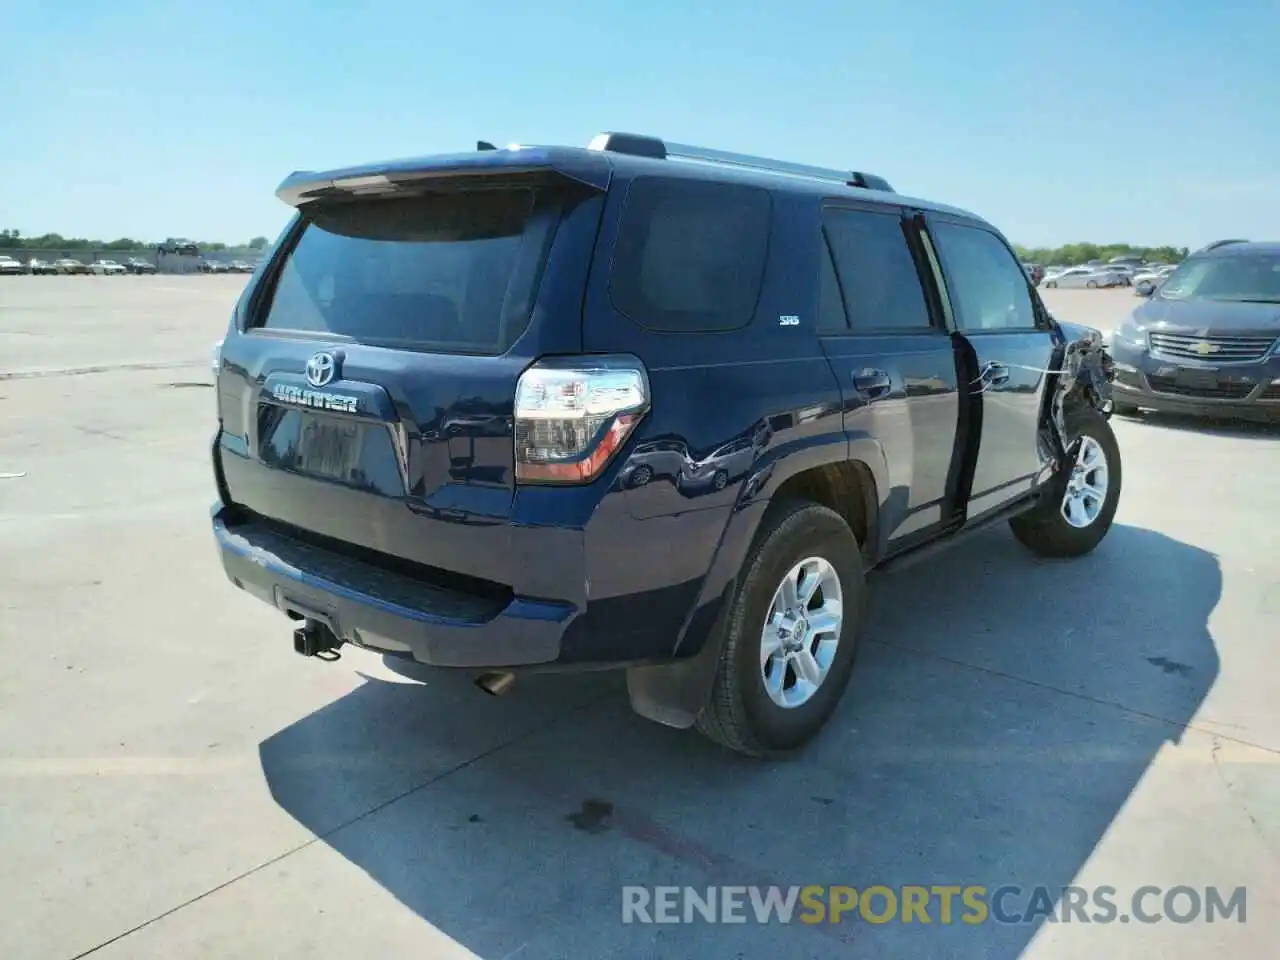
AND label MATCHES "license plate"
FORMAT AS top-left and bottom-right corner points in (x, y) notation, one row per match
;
(297, 417), (362, 482)
(1174, 367), (1219, 389)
